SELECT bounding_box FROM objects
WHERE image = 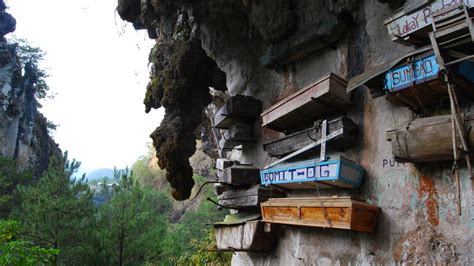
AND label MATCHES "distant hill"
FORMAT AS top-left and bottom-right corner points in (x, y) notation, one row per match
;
(86, 168), (115, 182)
